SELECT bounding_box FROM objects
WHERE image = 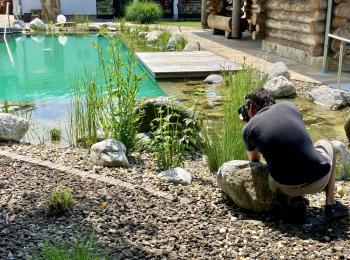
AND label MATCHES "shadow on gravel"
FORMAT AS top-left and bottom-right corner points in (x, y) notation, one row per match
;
(0, 157), (157, 259)
(221, 194), (349, 243)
